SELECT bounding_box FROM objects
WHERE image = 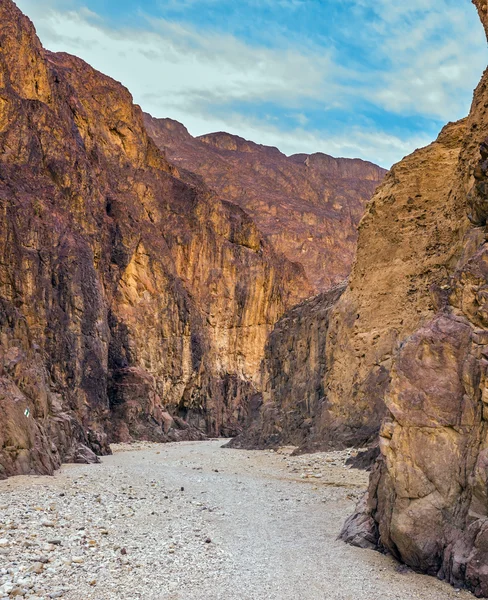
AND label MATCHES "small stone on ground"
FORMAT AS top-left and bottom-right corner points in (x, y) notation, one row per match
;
(0, 441), (474, 600)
